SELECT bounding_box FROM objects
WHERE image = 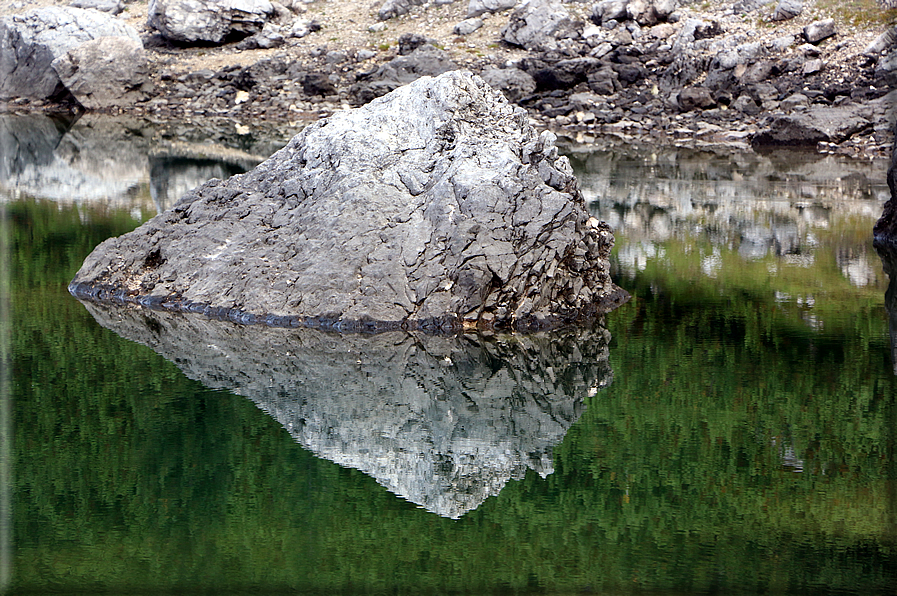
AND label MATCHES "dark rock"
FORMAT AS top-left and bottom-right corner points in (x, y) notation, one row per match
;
(467, 0), (516, 18)
(0, 7), (140, 101)
(502, 0), (582, 51)
(51, 36), (153, 109)
(70, 71), (628, 330)
(147, 0), (274, 44)
(587, 66), (621, 94)
(302, 72), (335, 96)
(678, 86), (716, 110)
(693, 19), (722, 40)
(614, 62), (647, 84)
(779, 92), (809, 111)
(480, 66), (536, 102)
(731, 94), (760, 115)
(81, 301), (614, 518)
(398, 32), (434, 55)
(351, 44), (458, 104)
(772, 0), (801, 20)
(803, 19), (836, 45)
(751, 105), (871, 146)
(874, 119), (897, 243)
(532, 57), (601, 91)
